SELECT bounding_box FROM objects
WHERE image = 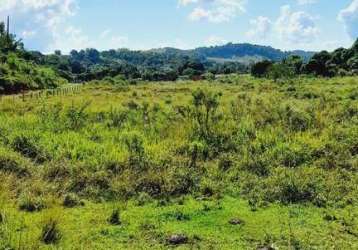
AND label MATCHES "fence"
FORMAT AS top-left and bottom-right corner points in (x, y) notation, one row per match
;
(0, 84), (83, 103)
